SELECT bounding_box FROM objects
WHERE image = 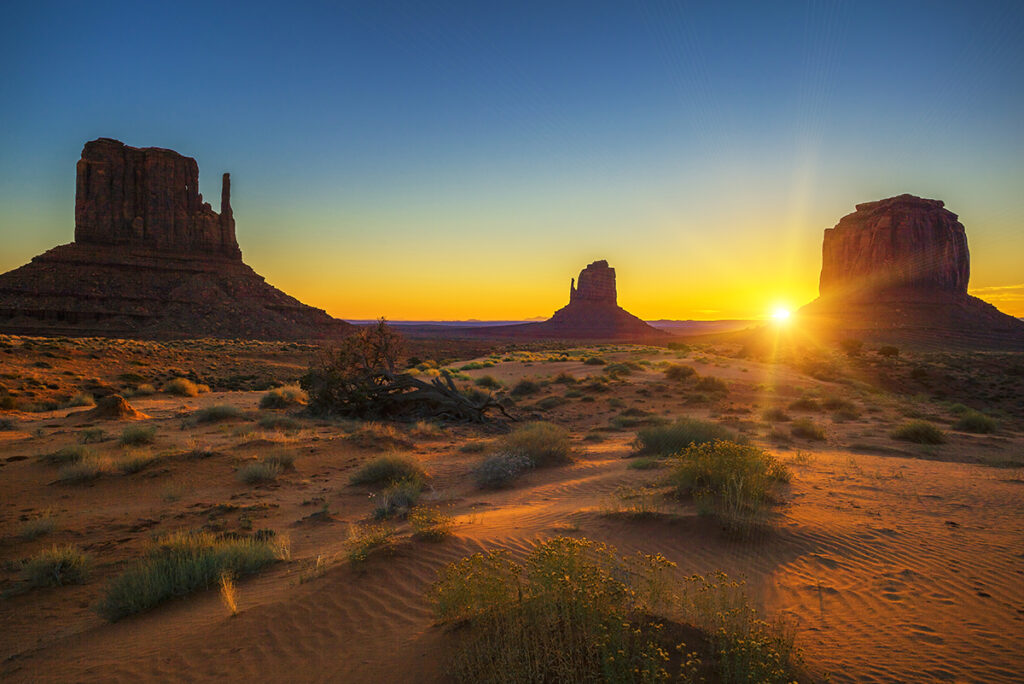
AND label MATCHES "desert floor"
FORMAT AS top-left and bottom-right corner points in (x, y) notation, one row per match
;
(1, 337), (1022, 682)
